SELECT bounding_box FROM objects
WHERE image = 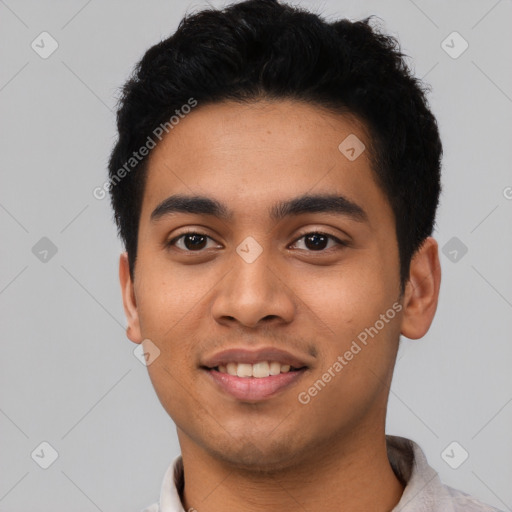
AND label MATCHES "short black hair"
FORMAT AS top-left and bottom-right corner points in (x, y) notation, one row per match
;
(108, 0), (442, 290)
